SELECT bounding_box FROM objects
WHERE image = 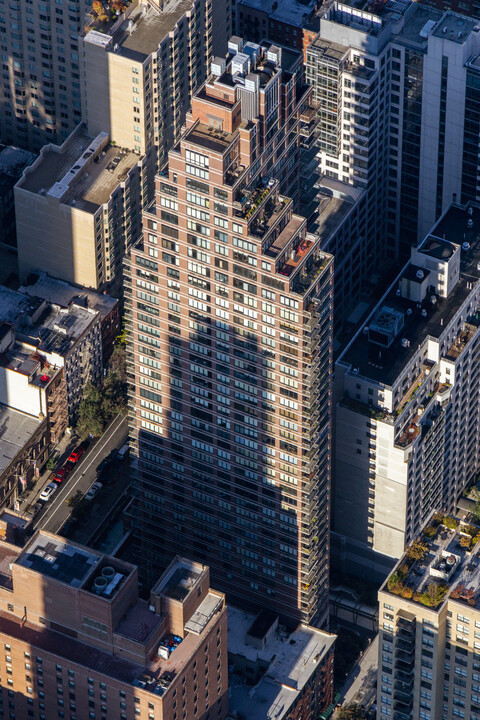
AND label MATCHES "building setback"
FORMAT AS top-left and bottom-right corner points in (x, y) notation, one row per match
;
(126, 38), (334, 626)
(335, 201), (480, 580)
(0, 531), (228, 720)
